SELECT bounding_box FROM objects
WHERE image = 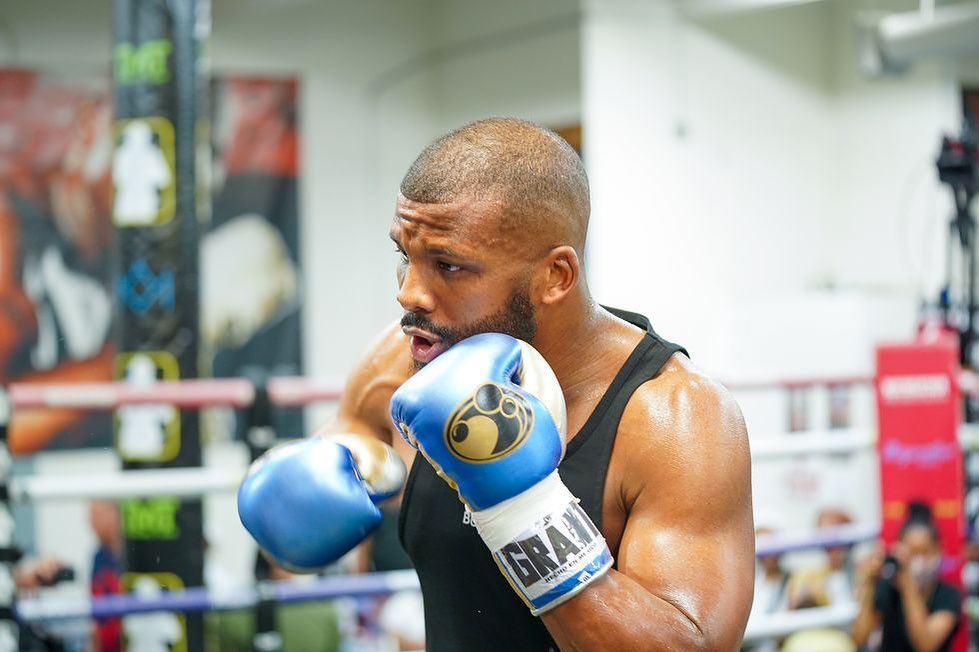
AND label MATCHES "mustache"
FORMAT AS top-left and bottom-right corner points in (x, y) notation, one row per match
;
(400, 313), (454, 341)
